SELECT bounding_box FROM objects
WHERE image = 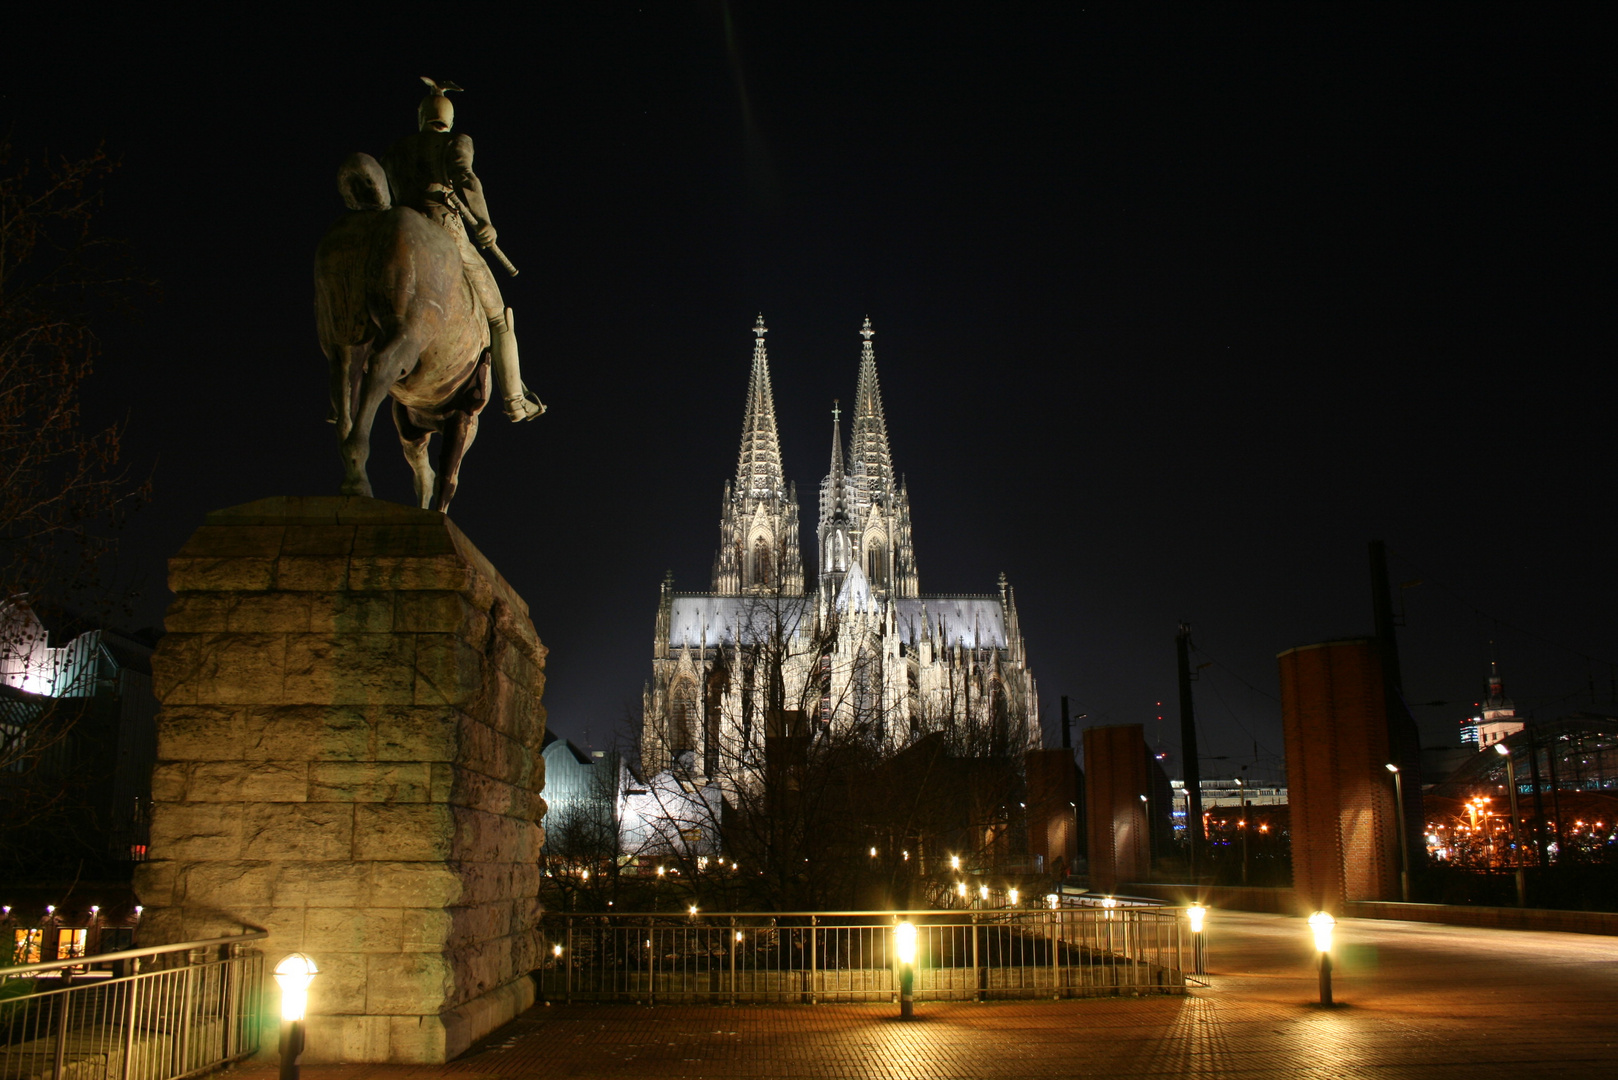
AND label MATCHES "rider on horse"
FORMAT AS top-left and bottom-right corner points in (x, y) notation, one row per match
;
(382, 78), (544, 423)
